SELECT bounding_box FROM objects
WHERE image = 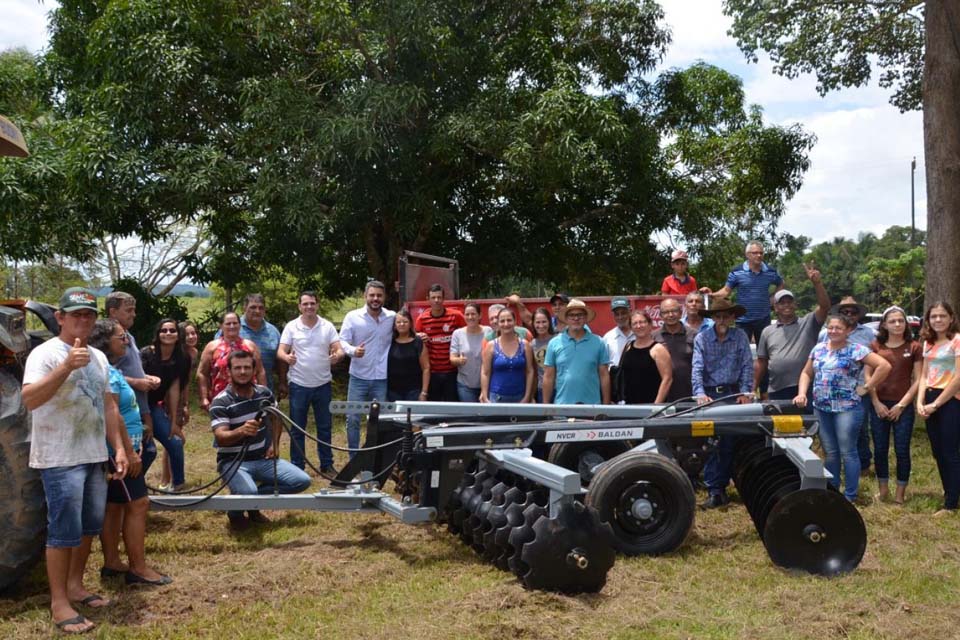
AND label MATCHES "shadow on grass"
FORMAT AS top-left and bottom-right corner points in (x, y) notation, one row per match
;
(325, 519), (477, 567)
